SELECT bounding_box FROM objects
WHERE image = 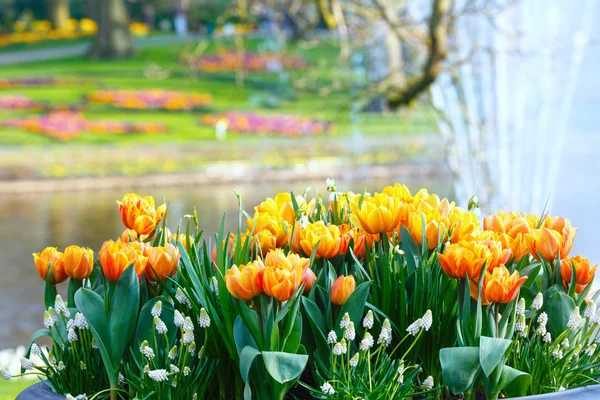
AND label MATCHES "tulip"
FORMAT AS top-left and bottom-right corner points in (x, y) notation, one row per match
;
(255, 193), (306, 225)
(483, 211), (532, 239)
(33, 247), (67, 284)
(146, 243), (181, 282)
(561, 255), (598, 294)
(301, 268), (317, 292)
(482, 239), (512, 271)
(64, 245), (94, 280)
(250, 229), (278, 255)
(408, 211), (446, 250)
(350, 193), (403, 234)
(99, 239), (148, 282)
(120, 229), (138, 243)
(438, 241), (489, 280)
(247, 212), (288, 248)
(479, 265), (528, 304)
(212, 233), (236, 262)
(225, 260), (265, 301)
(262, 249), (305, 302)
(449, 210), (480, 243)
(299, 221), (342, 259)
(527, 228), (563, 261)
(169, 233), (192, 250)
(117, 193), (166, 236)
(331, 275), (356, 305)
